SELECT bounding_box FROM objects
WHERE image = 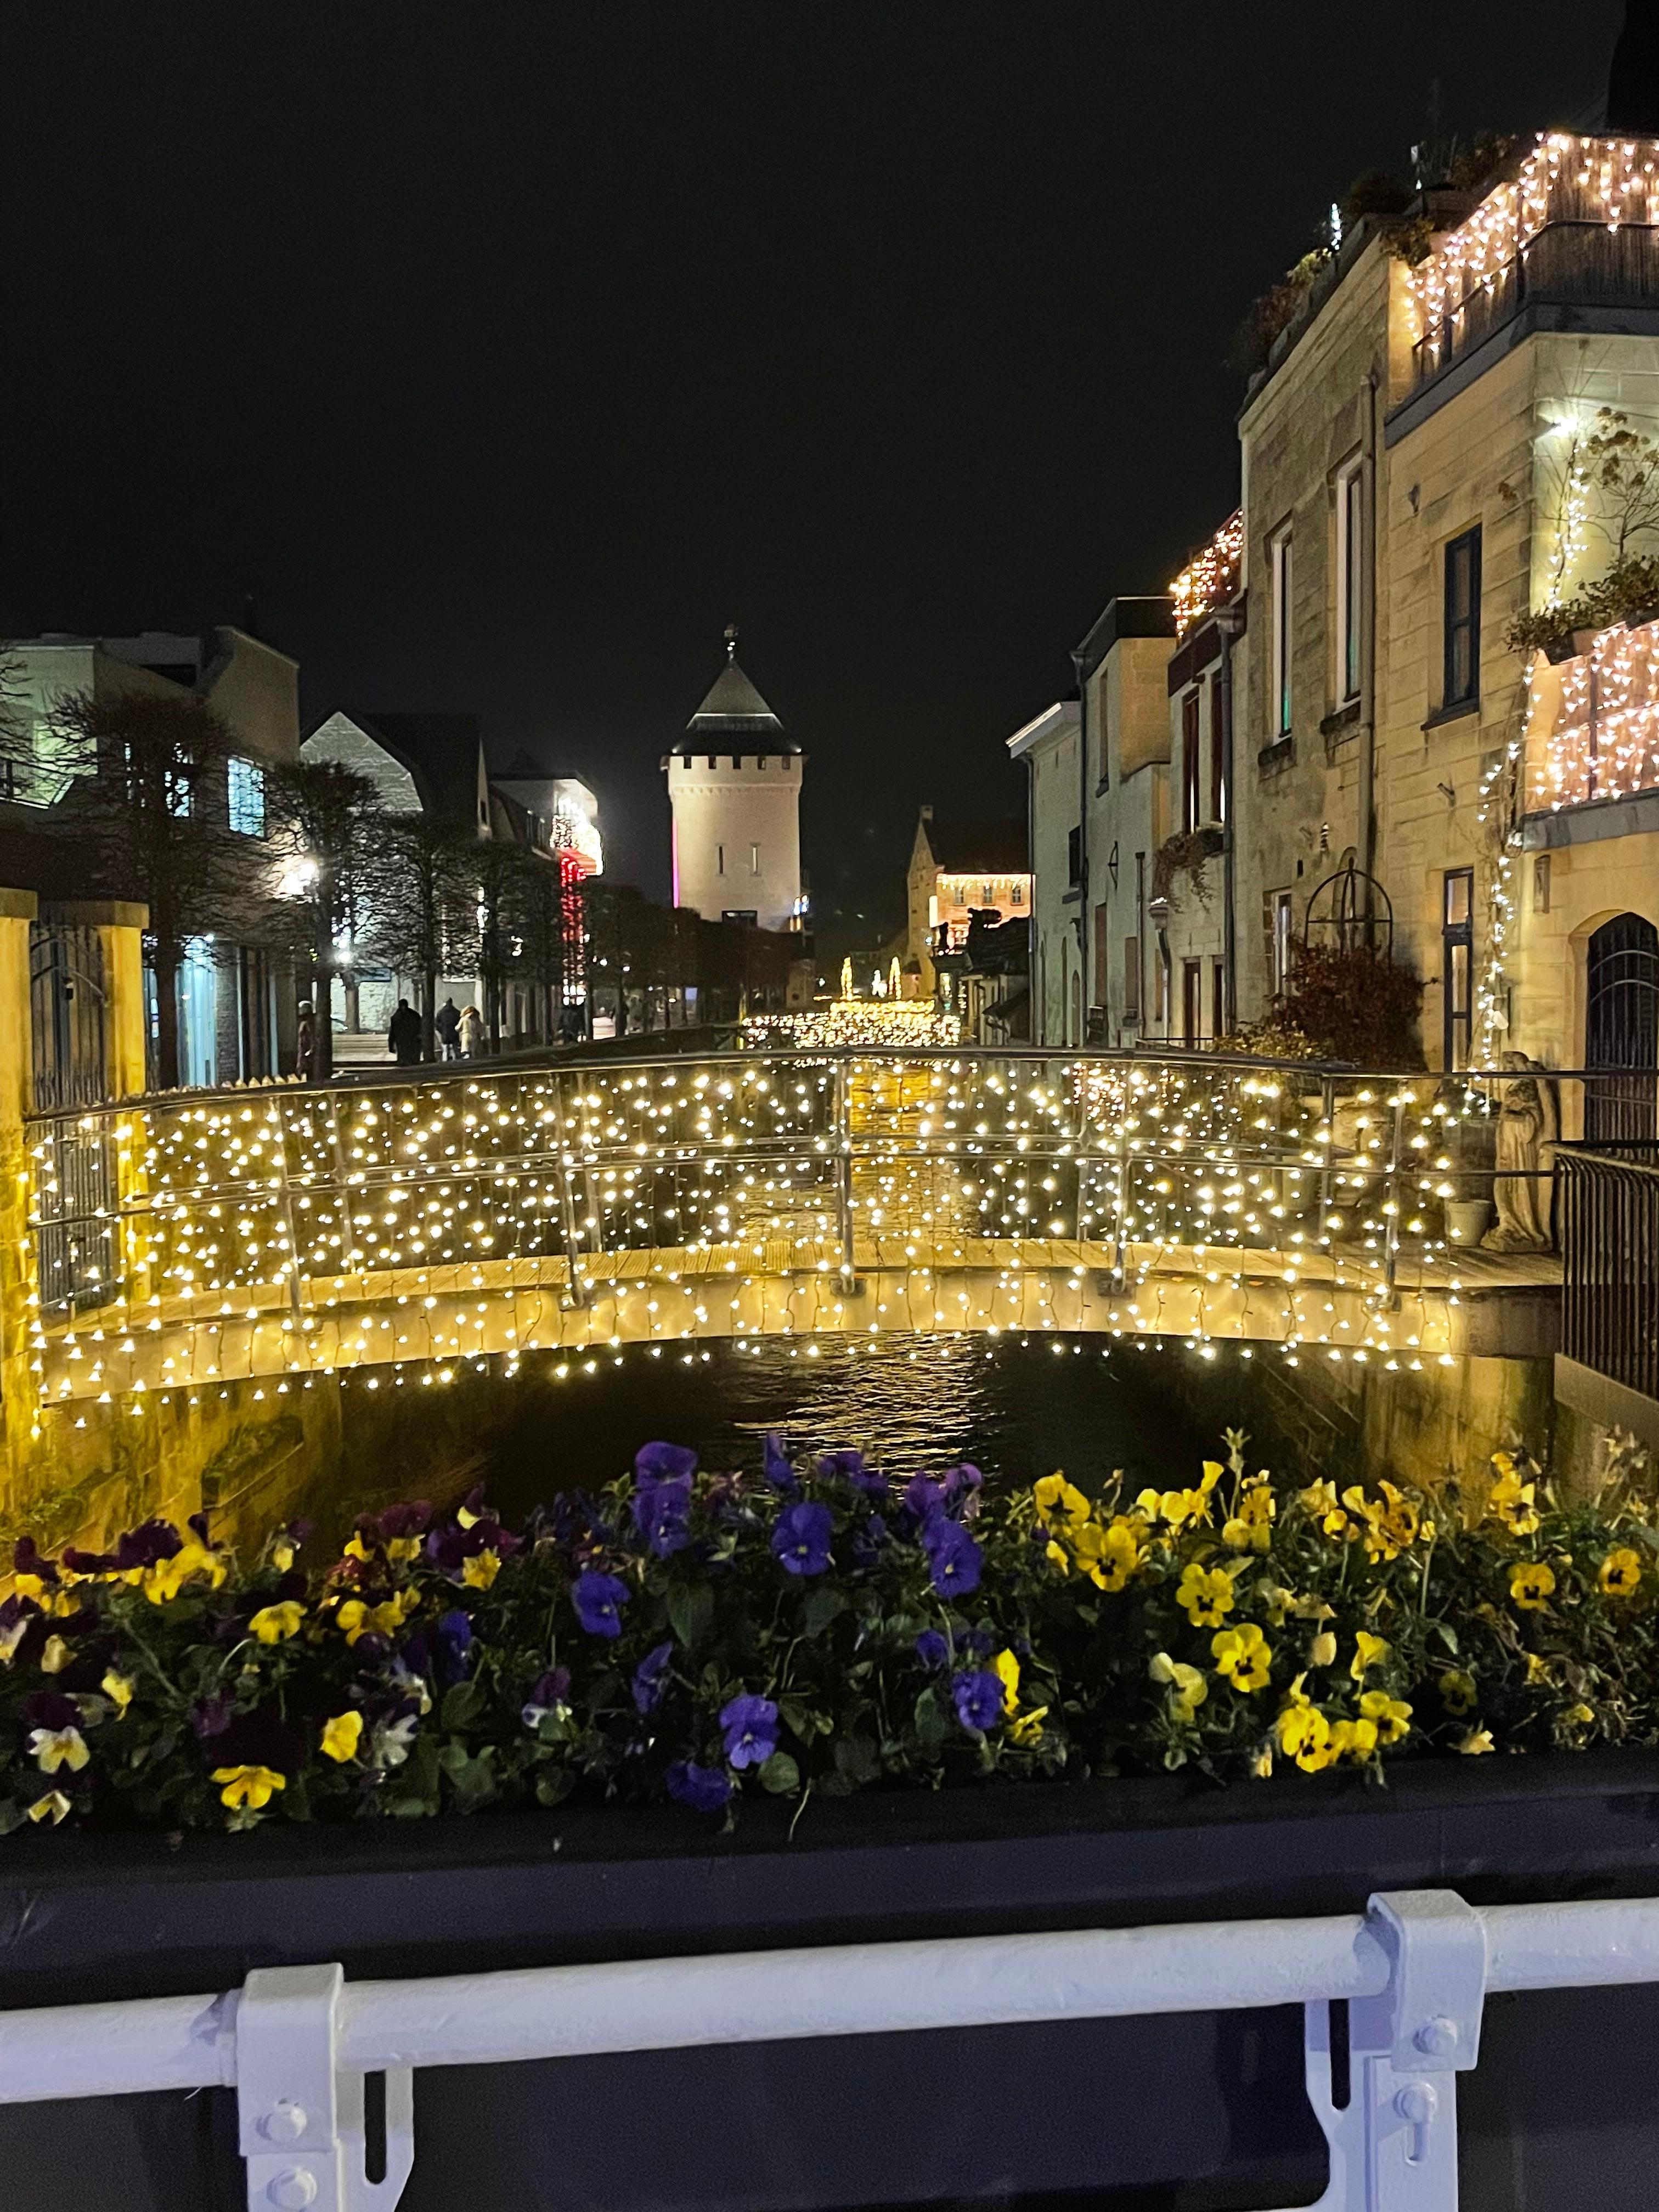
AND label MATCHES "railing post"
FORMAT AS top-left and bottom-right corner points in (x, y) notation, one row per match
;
(274, 1103), (305, 1329)
(834, 1052), (856, 1286)
(1384, 1088), (1407, 1297)
(1319, 1073), (1336, 1242)
(556, 1071), (588, 1309)
(236, 1962), (413, 2212)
